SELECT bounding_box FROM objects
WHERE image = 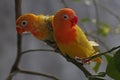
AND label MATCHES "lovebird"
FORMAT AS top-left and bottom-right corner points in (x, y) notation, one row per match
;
(16, 13), (54, 42)
(52, 8), (101, 63)
(16, 13), (100, 57)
